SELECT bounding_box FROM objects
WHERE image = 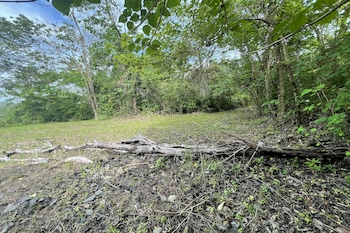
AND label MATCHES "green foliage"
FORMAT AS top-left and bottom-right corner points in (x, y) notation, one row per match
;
(51, 0), (100, 15)
(304, 158), (323, 172)
(2, 0), (349, 149)
(346, 174), (350, 184)
(155, 157), (165, 169)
